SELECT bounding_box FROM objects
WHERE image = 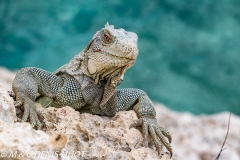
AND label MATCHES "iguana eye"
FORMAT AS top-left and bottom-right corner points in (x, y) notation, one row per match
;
(102, 33), (111, 43)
